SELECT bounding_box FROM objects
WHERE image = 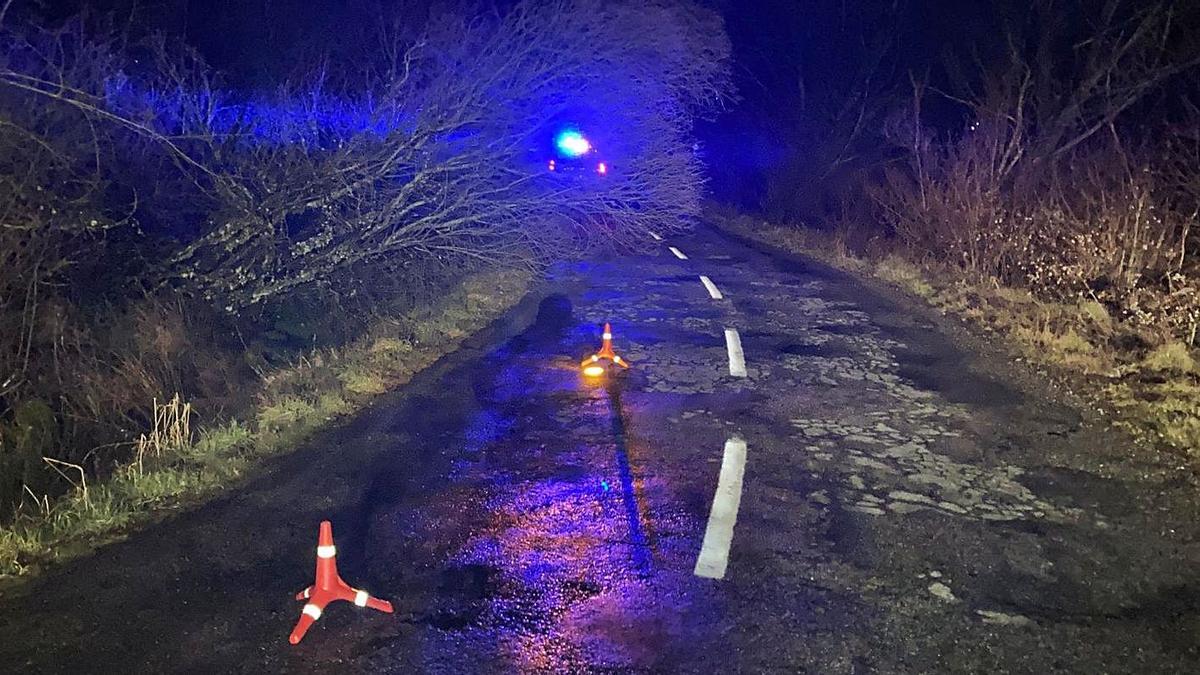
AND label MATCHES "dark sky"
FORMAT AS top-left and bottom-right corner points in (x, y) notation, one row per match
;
(35, 1), (413, 85)
(26, 0), (1197, 201)
(13, 1), (1090, 188)
(32, 0), (1004, 87)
